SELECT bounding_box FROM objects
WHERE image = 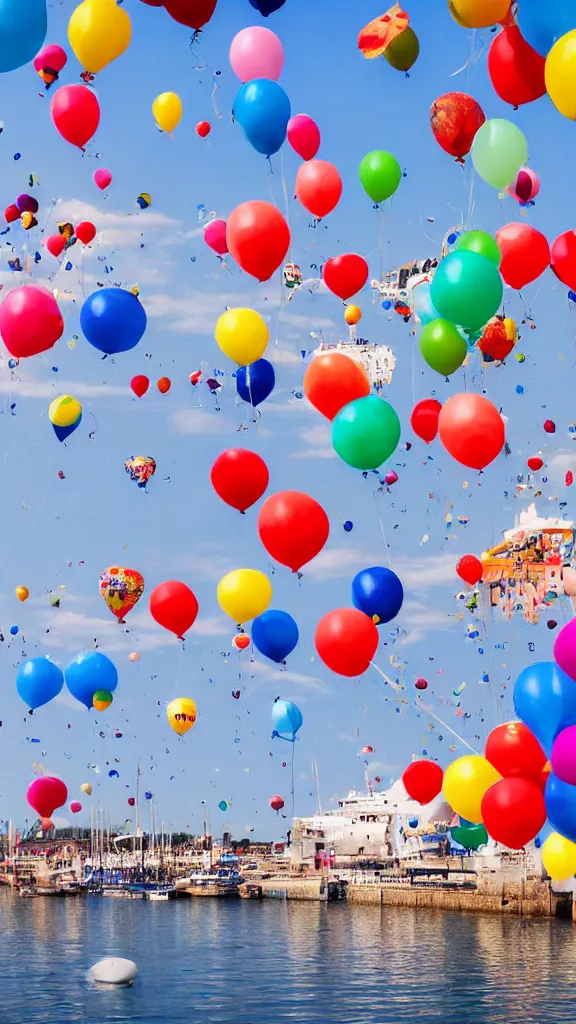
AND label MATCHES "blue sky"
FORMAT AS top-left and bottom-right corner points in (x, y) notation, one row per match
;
(1, 0), (576, 839)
